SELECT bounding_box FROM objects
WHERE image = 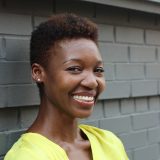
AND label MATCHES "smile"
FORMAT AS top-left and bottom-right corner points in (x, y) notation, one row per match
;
(73, 95), (94, 102)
